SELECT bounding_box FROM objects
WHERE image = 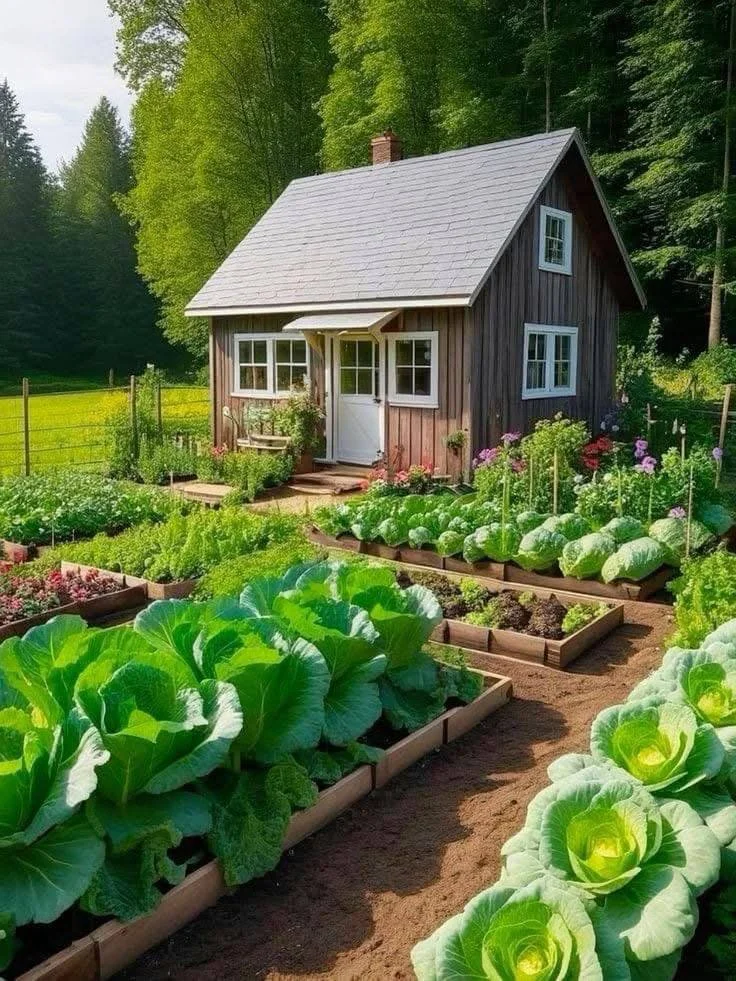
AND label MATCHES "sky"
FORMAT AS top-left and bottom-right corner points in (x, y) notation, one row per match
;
(0, 0), (133, 172)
